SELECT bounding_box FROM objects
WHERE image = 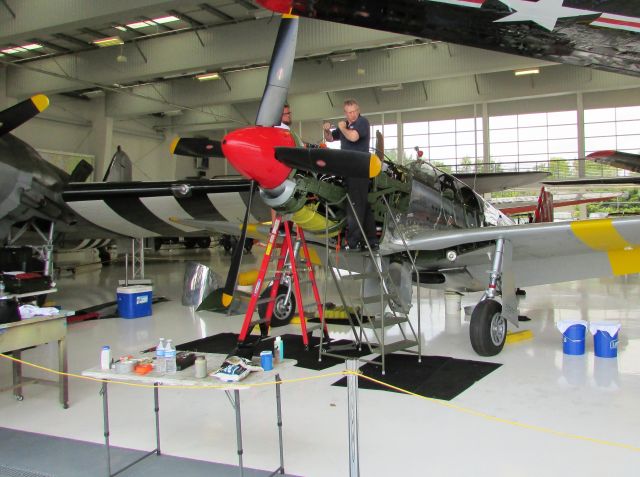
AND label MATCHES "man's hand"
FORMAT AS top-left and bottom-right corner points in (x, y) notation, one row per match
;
(323, 121), (332, 131)
(338, 120), (347, 130)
